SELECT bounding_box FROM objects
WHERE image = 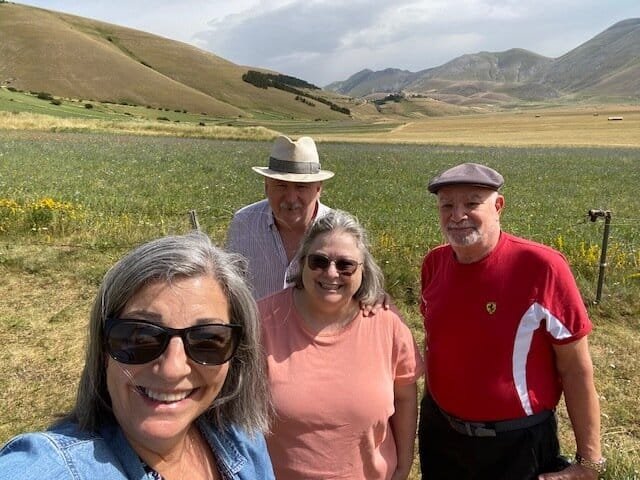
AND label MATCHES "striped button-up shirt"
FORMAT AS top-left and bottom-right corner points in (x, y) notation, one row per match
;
(226, 199), (332, 299)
